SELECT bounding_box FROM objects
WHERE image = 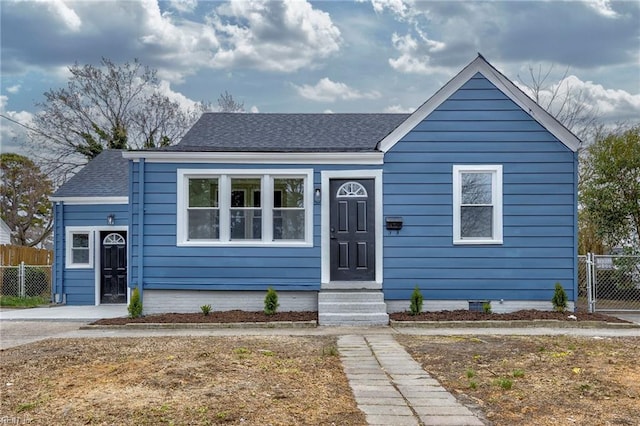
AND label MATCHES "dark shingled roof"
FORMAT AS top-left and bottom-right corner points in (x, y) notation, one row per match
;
(168, 113), (410, 152)
(53, 150), (128, 198)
